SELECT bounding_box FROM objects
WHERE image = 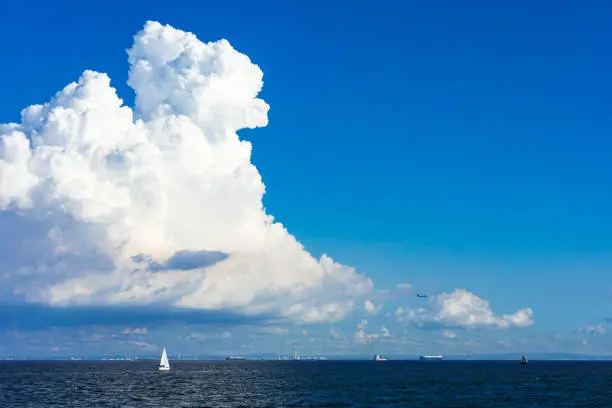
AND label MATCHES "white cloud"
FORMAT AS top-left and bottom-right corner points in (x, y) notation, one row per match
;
(353, 320), (390, 344)
(221, 331), (232, 339)
(0, 21), (372, 324)
(126, 340), (157, 350)
(363, 300), (381, 315)
(84, 333), (106, 342)
(578, 325), (605, 336)
(370, 283), (412, 302)
(187, 332), (208, 341)
(122, 328), (147, 335)
(354, 319), (373, 344)
(395, 289), (533, 329)
(253, 326), (288, 335)
(396, 283), (412, 291)
(441, 330), (456, 339)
